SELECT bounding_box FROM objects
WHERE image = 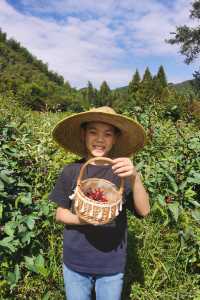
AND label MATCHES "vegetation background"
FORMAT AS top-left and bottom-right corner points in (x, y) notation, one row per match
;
(0, 2), (200, 298)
